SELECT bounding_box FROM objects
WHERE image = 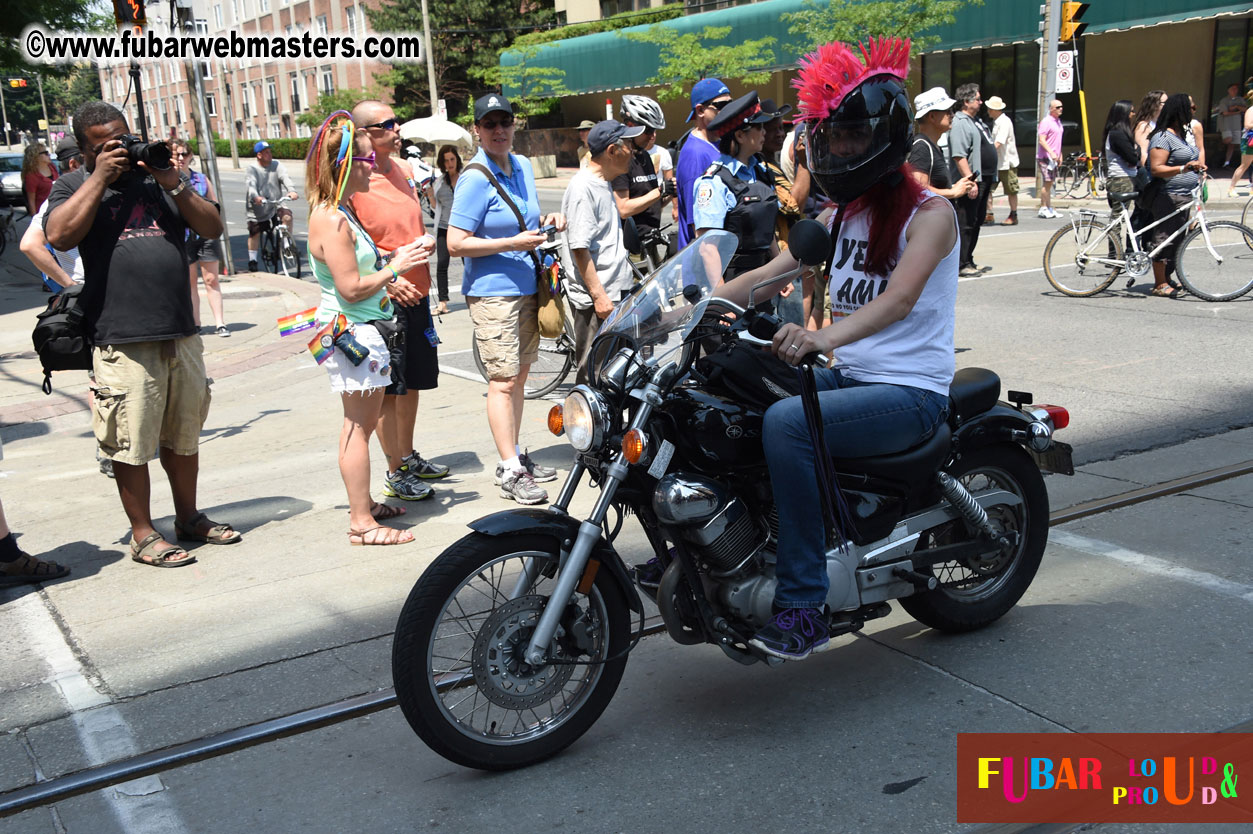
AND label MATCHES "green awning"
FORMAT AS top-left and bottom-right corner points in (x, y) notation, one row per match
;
(503, 0), (1253, 95)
